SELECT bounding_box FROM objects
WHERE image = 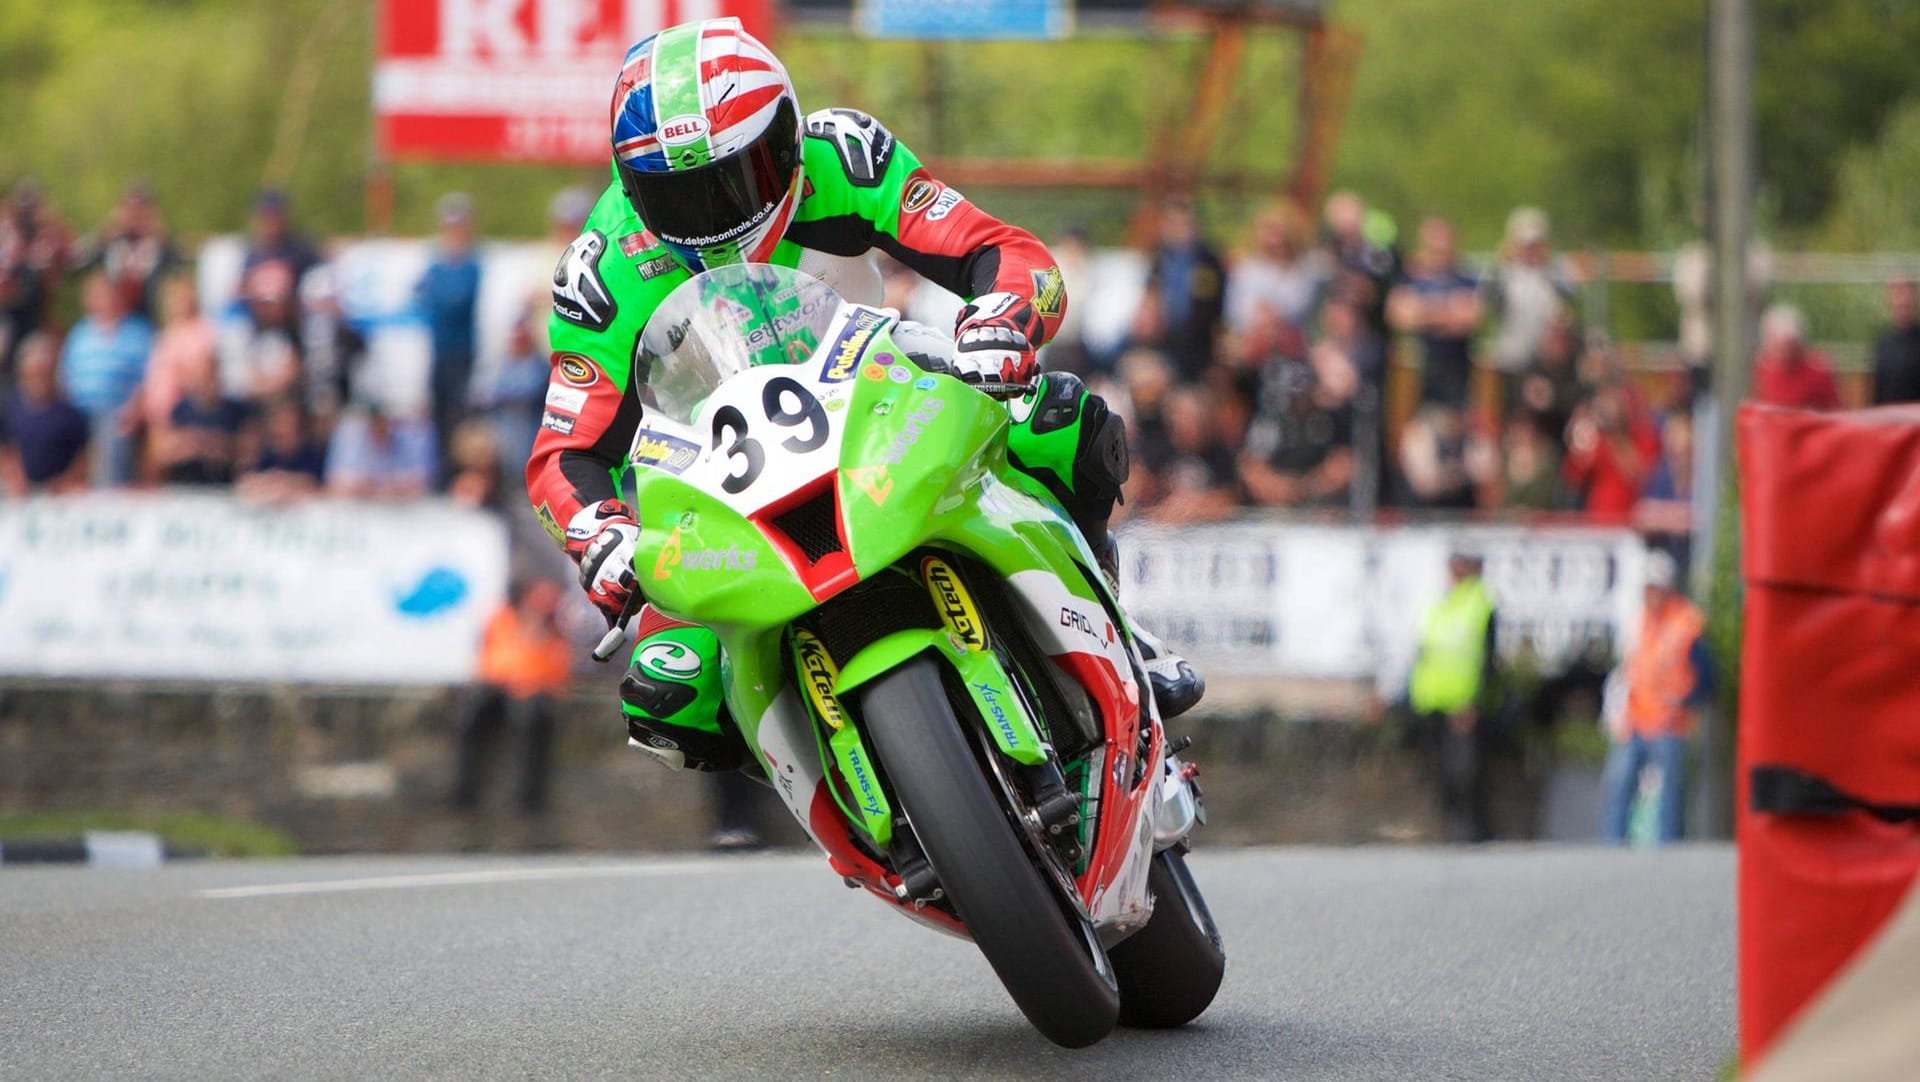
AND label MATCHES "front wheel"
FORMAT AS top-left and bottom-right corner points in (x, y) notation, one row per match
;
(1109, 847), (1226, 1028)
(860, 657), (1120, 1048)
